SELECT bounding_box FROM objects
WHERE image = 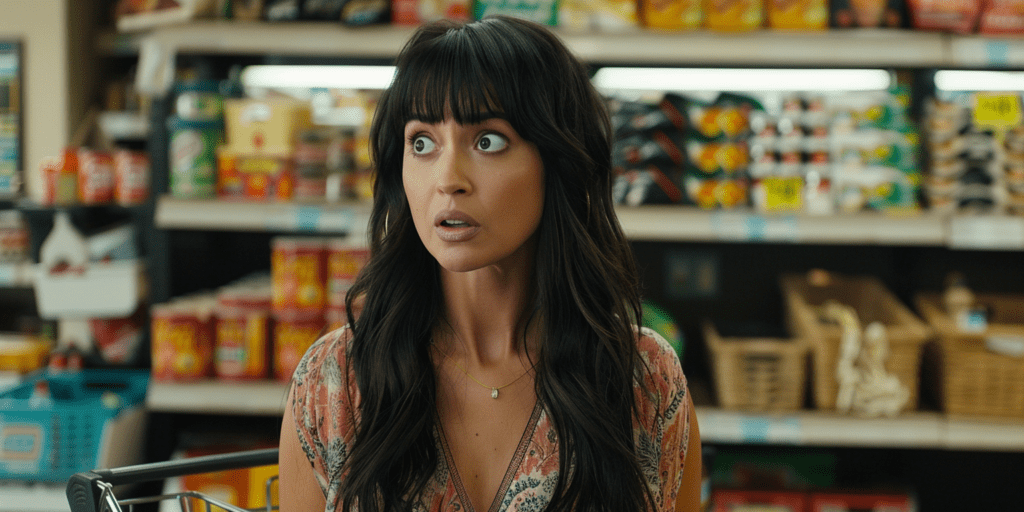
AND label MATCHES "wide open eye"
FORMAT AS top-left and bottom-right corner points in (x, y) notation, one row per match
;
(411, 135), (437, 155)
(476, 133), (508, 153)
